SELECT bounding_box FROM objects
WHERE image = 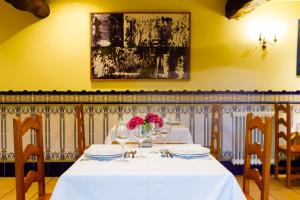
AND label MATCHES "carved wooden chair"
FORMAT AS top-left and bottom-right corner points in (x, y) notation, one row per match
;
(243, 113), (272, 200)
(210, 105), (222, 160)
(13, 114), (51, 200)
(274, 103), (300, 187)
(76, 104), (86, 156)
